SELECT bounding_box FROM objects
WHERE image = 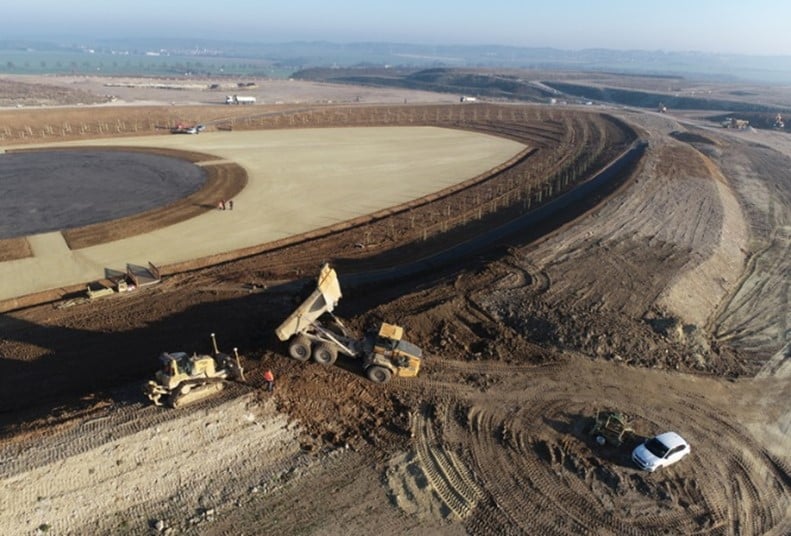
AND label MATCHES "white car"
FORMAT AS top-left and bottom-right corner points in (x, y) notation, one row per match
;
(631, 432), (690, 472)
